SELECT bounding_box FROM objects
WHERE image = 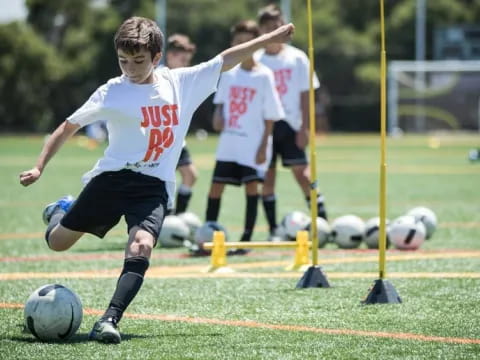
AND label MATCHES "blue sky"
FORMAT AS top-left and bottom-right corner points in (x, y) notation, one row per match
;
(0, 0), (27, 23)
